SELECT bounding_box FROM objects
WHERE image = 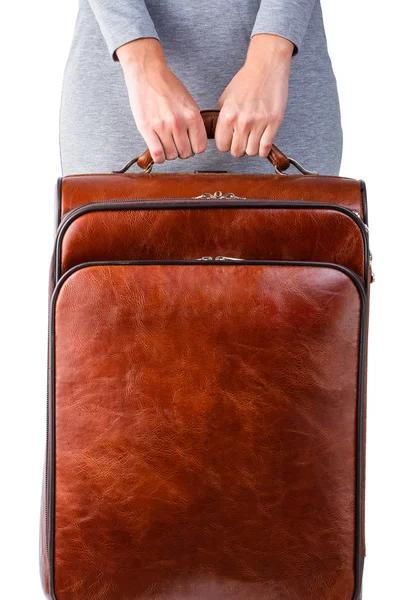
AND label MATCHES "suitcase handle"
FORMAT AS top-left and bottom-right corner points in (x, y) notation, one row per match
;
(112, 109), (318, 176)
